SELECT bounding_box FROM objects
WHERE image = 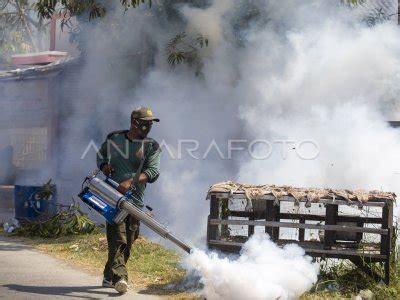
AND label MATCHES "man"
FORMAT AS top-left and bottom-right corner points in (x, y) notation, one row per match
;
(96, 106), (161, 294)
